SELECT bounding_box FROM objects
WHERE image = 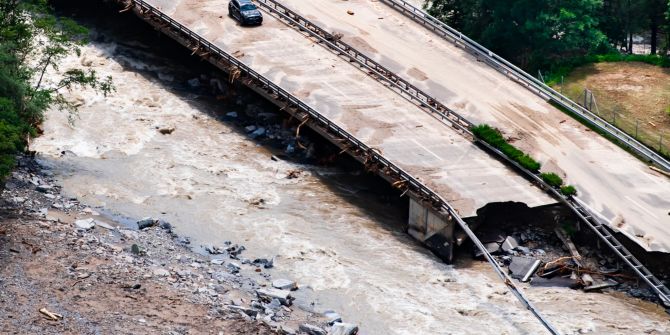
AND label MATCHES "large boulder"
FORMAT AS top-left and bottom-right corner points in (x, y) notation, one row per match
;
(298, 324), (326, 335)
(328, 323), (359, 335)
